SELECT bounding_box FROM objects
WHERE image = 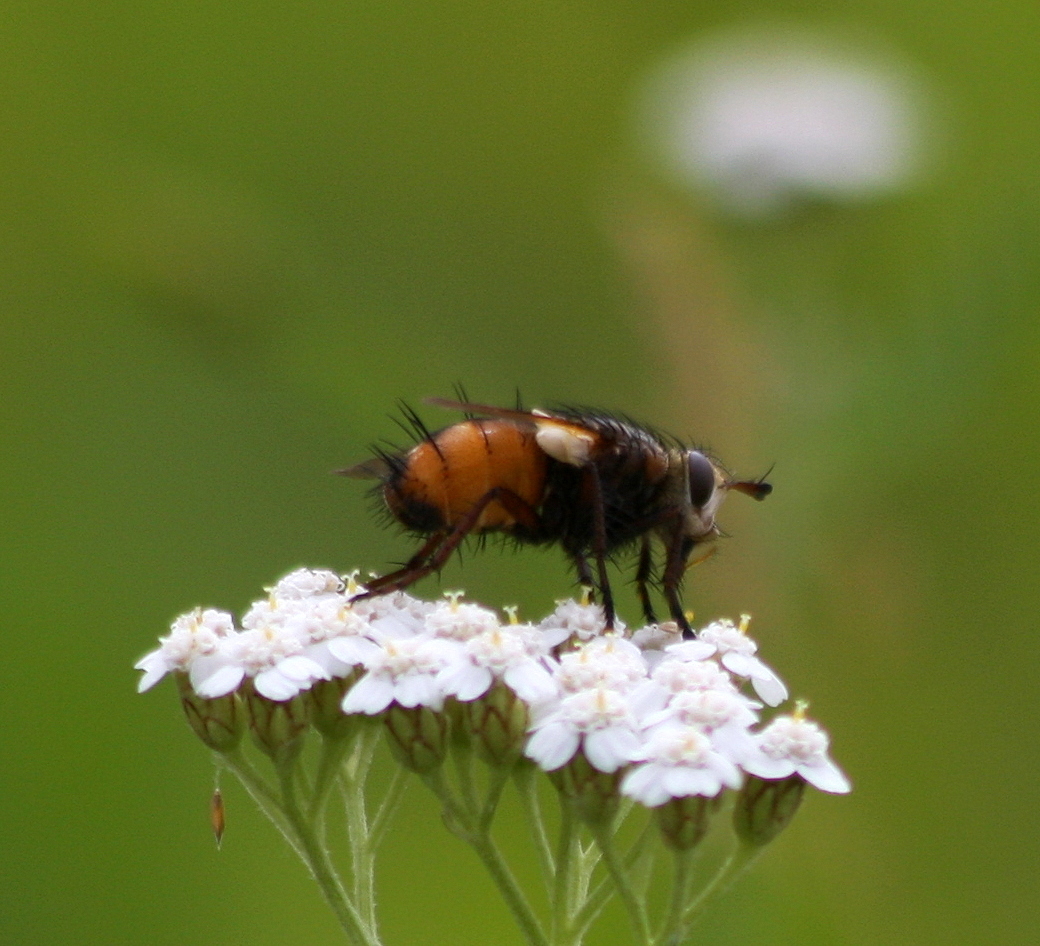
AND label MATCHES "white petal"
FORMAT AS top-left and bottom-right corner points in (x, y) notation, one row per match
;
(749, 671), (788, 707)
(798, 759), (852, 794)
(327, 636), (381, 665)
(720, 651), (755, 676)
(343, 675), (395, 714)
(395, 674), (440, 709)
(584, 727), (640, 773)
(277, 654), (329, 683)
(444, 664), (493, 702)
(621, 765), (669, 807)
(135, 652), (170, 692)
(193, 663), (245, 699)
(667, 640), (716, 661)
(503, 662), (556, 702)
(741, 752), (795, 780)
(624, 681), (665, 719)
(525, 724), (580, 771)
(663, 766), (720, 798)
(255, 669), (301, 701)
